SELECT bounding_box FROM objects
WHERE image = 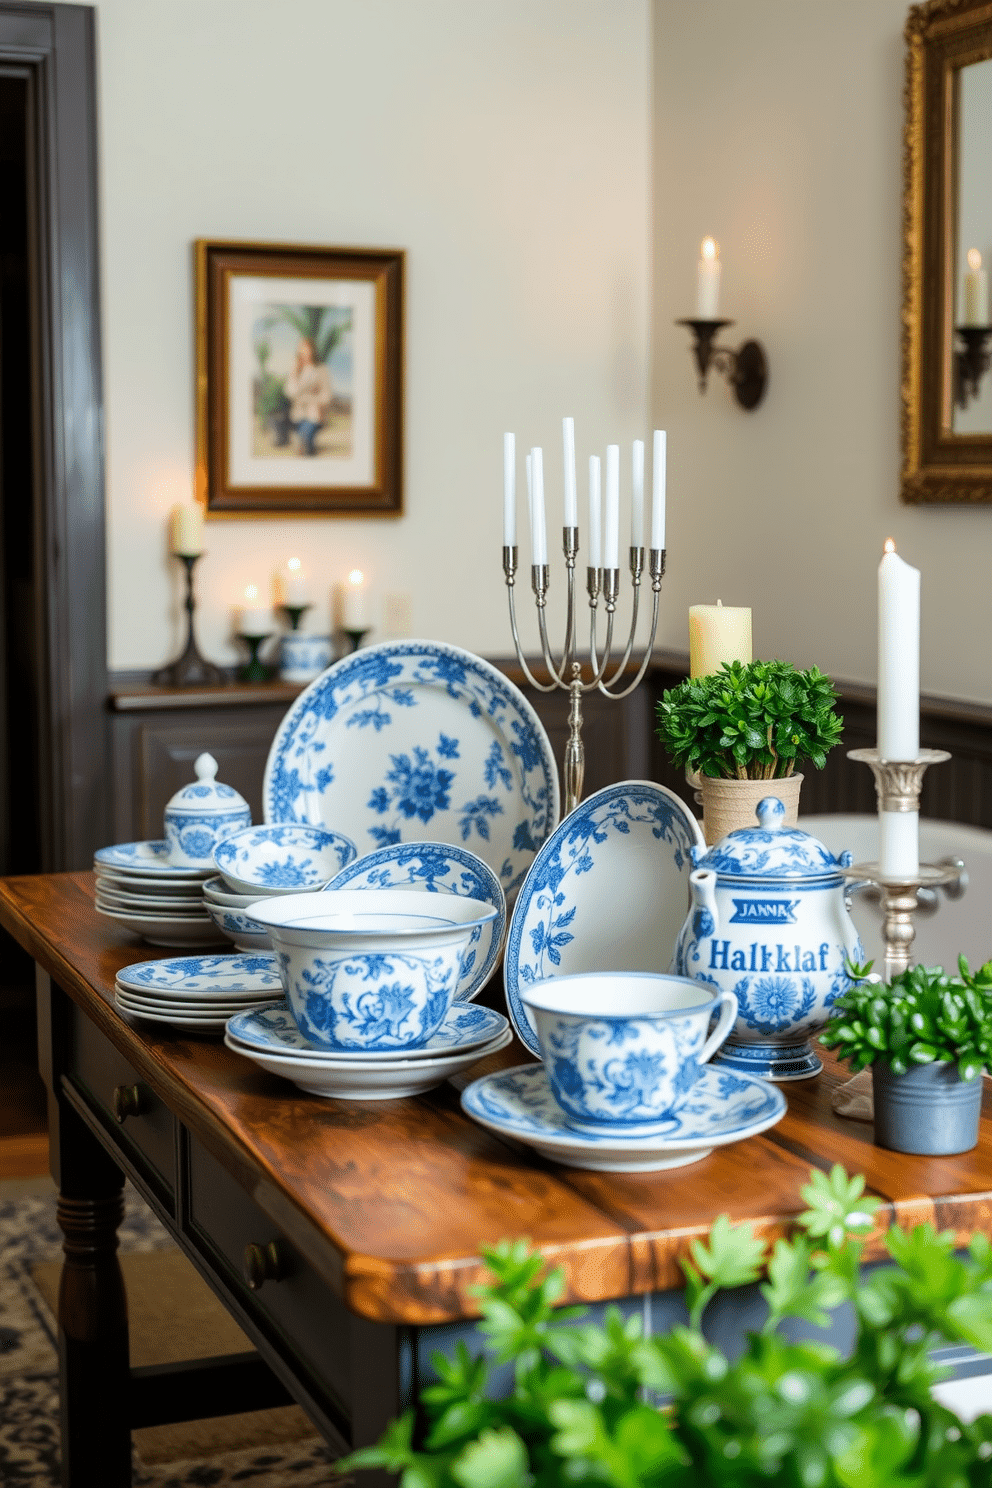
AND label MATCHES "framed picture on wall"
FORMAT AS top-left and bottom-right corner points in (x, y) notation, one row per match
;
(195, 240), (404, 516)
